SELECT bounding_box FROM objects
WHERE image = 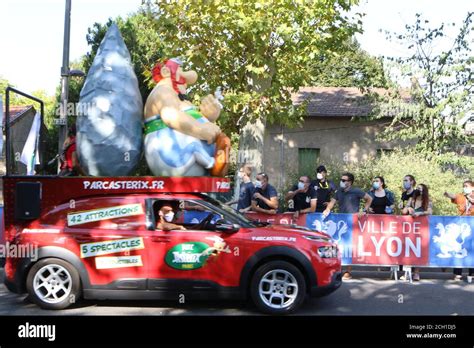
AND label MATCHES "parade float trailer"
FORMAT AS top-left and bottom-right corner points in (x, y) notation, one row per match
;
(2, 87), (342, 315)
